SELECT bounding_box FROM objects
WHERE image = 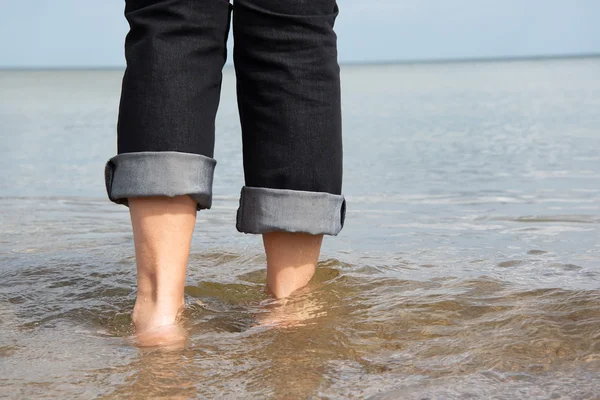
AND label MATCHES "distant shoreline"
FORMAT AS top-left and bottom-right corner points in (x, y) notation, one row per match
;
(1, 53), (598, 71)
